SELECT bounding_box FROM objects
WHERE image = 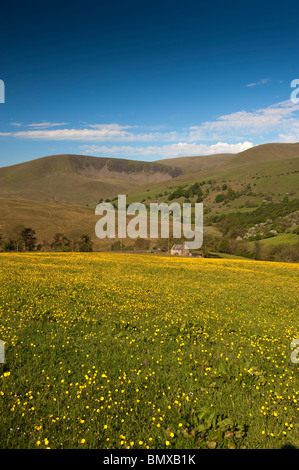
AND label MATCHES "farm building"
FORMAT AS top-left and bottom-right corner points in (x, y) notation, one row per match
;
(170, 244), (190, 256)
